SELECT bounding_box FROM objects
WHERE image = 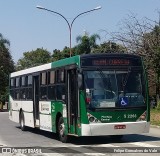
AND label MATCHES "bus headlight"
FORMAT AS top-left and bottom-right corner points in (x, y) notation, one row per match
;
(137, 111), (147, 121)
(89, 116), (95, 122)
